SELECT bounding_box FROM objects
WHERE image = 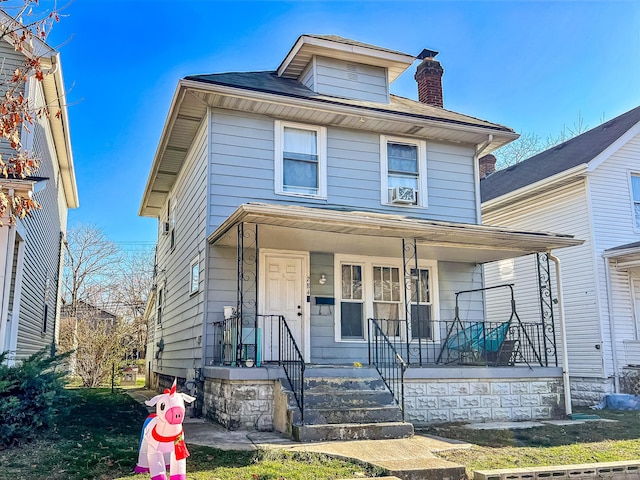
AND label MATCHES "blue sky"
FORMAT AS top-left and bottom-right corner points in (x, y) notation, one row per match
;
(39, 0), (640, 246)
